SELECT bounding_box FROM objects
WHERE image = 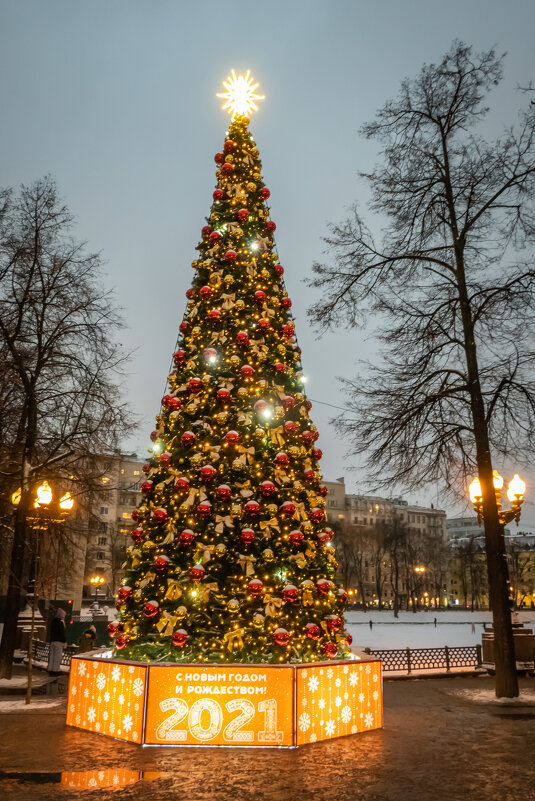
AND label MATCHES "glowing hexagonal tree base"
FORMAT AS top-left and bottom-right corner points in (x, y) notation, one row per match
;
(66, 652), (382, 747)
